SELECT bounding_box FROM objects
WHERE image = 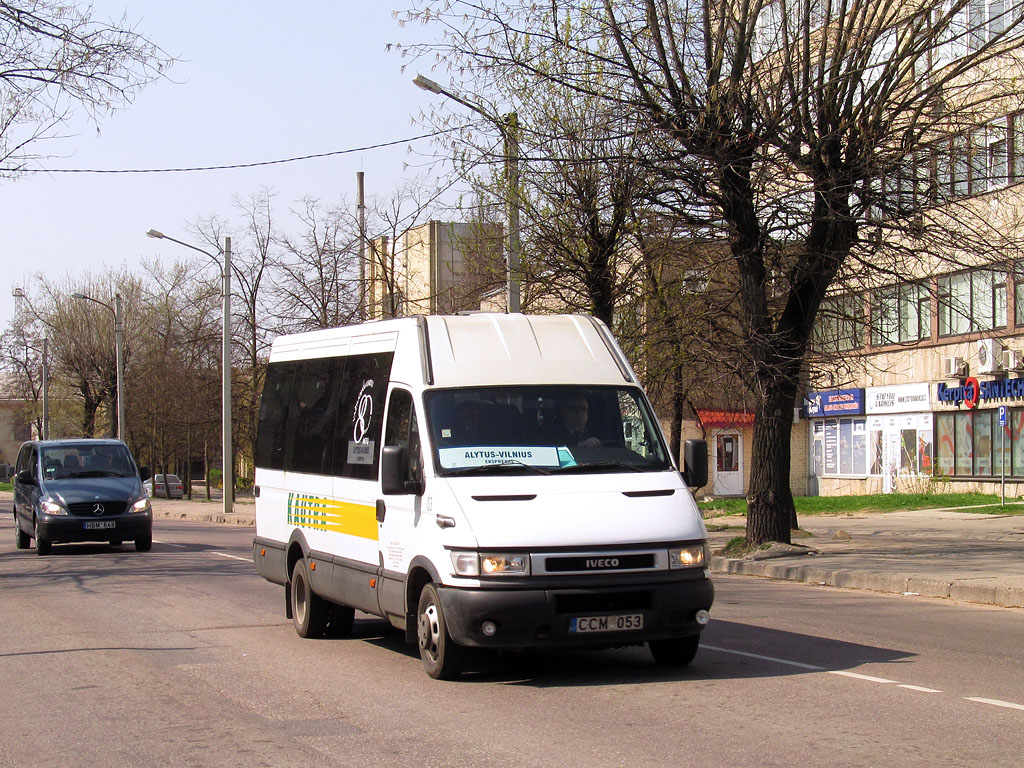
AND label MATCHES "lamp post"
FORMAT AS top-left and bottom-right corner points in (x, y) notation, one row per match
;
(413, 74), (521, 313)
(147, 229), (233, 516)
(72, 292), (124, 441)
